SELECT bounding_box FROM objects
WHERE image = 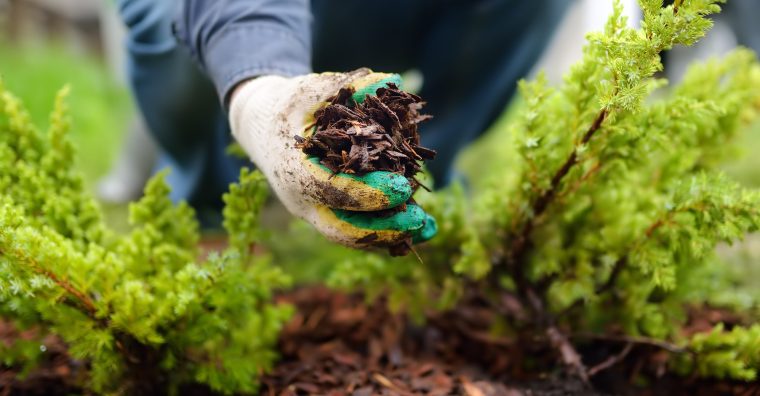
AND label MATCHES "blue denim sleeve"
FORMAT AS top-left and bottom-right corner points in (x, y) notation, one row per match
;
(174, 0), (312, 104)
